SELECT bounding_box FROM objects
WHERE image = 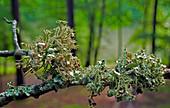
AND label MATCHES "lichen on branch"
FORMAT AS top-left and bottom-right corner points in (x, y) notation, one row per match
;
(78, 50), (166, 106)
(18, 20), (80, 81)
(0, 20), (167, 107)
